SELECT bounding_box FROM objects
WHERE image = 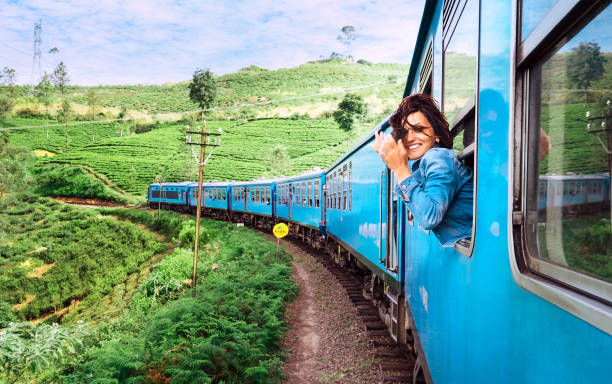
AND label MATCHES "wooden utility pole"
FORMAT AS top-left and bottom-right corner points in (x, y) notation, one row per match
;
(185, 121), (221, 296)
